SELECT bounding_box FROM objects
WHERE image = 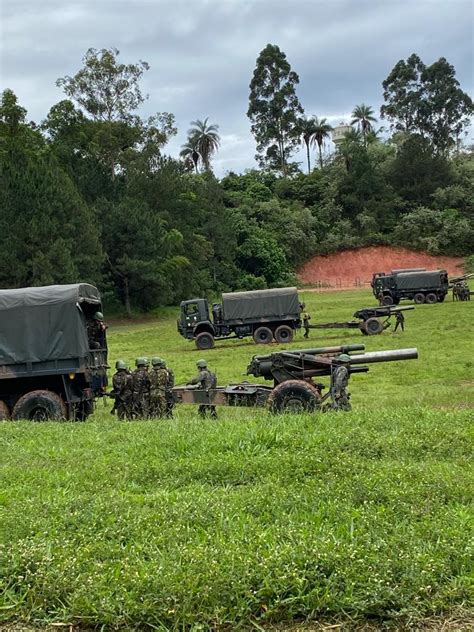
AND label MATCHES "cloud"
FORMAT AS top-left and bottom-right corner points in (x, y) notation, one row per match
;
(1, 0), (472, 175)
